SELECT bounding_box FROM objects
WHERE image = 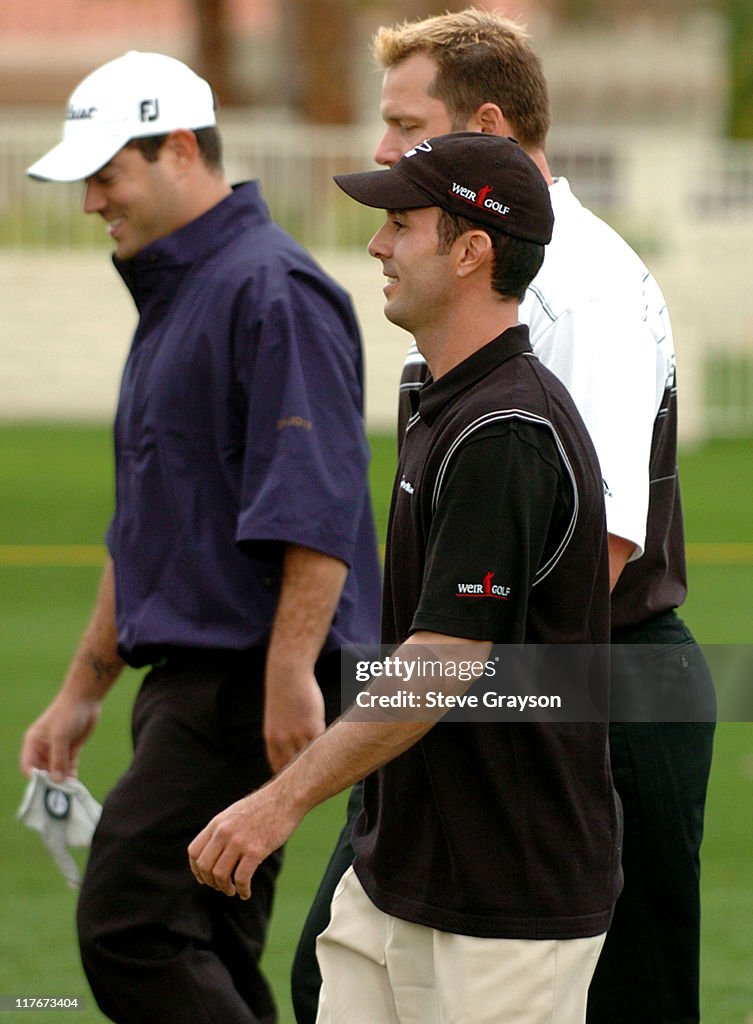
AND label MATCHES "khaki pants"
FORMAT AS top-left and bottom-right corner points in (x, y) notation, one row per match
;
(316, 867), (605, 1024)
